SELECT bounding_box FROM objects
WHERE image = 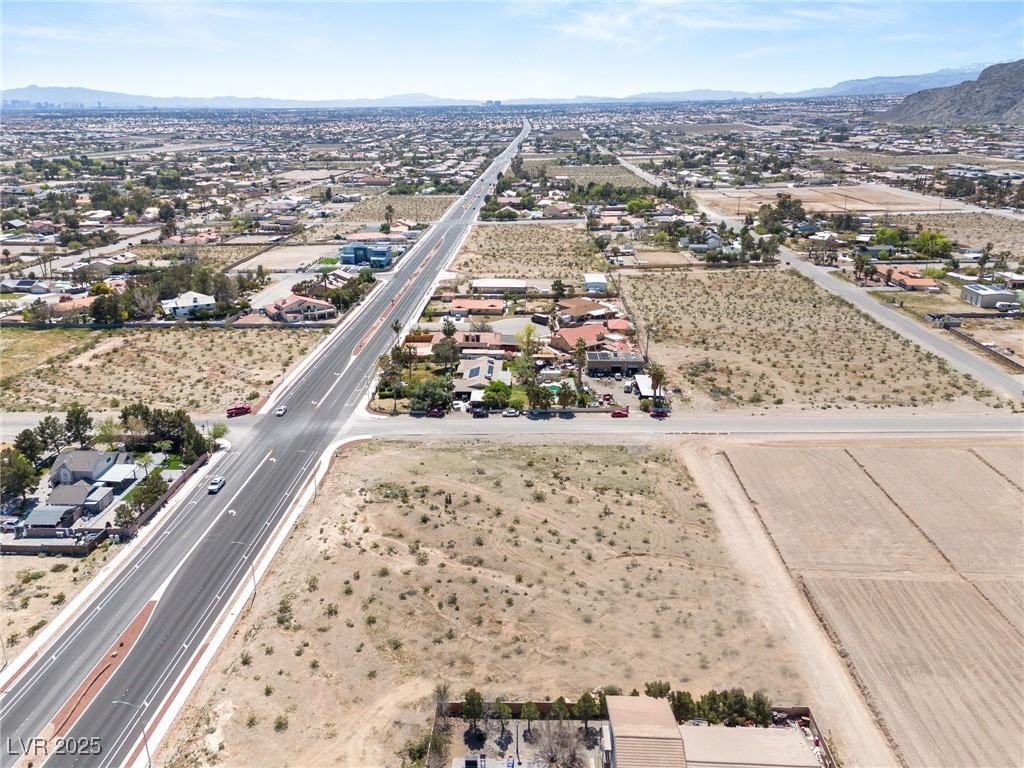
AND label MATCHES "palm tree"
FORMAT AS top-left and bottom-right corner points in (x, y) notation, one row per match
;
(976, 254), (988, 283)
(556, 381), (574, 409)
(573, 338), (588, 405)
(647, 362), (666, 406)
